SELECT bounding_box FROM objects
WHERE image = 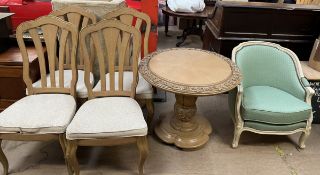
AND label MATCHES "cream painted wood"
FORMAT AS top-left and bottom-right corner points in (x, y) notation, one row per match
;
(66, 19), (148, 175)
(104, 7), (154, 126)
(231, 41), (315, 148)
(0, 16), (78, 175)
